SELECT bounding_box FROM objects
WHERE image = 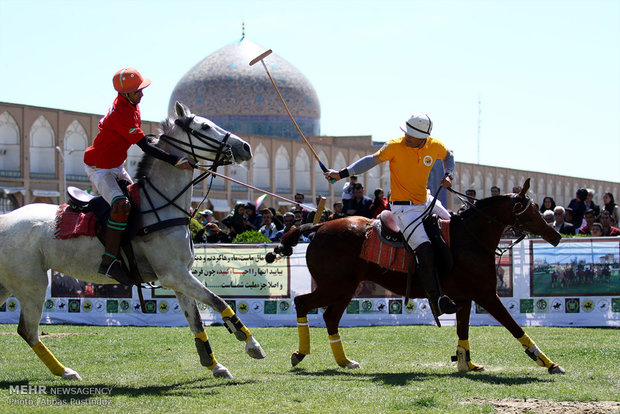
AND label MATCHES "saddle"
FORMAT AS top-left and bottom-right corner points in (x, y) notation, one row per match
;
(56, 182), (141, 242)
(54, 182), (144, 285)
(360, 210), (453, 276)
